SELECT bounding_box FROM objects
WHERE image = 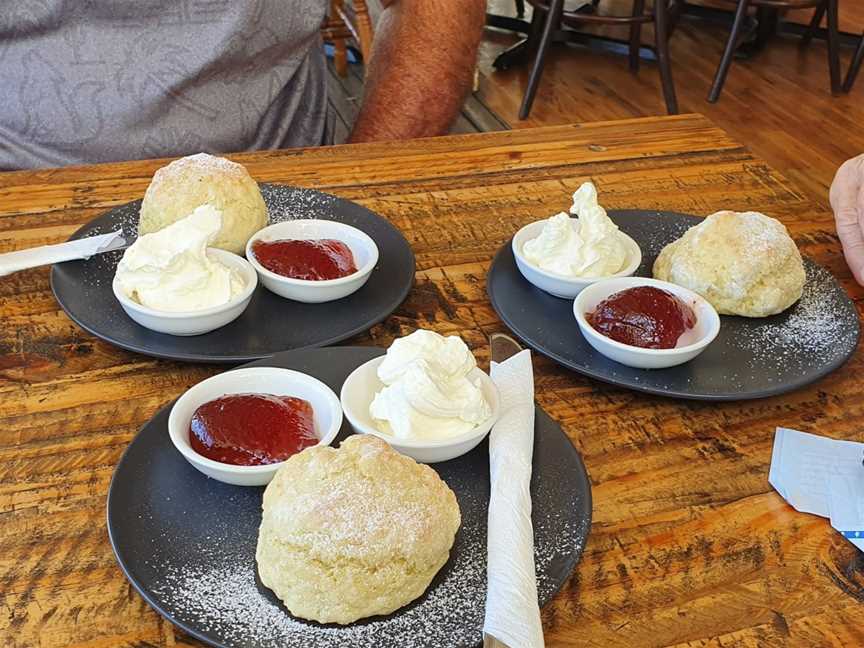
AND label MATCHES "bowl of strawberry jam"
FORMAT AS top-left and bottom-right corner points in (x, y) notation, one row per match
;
(573, 277), (720, 369)
(246, 219), (379, 303)
(168, 367), (342, 486)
